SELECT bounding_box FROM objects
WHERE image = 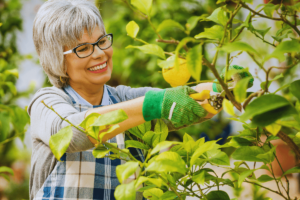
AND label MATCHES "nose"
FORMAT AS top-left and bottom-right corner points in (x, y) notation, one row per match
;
(92, 45), (105, 59)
